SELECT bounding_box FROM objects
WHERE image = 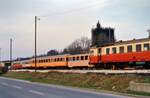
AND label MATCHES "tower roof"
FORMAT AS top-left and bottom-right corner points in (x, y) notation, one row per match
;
(97, 21), (101, 28)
